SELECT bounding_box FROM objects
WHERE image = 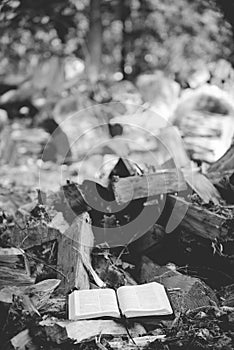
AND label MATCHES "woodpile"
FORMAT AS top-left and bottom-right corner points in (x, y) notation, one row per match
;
(0, 140), (234, 350)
